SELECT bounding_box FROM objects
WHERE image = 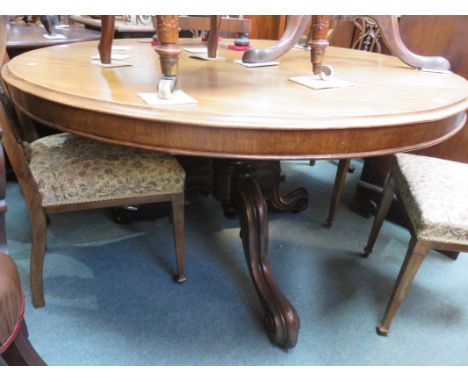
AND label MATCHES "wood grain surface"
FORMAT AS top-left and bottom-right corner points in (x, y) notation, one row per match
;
(2, 38), (467, 159)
